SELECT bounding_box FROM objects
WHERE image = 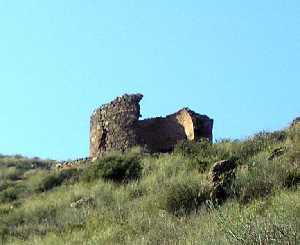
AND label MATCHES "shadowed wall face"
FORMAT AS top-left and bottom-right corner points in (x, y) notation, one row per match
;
(134, 117), (187, 153)
(134, 109), (203, 152)
(89, 94), (213, 158)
